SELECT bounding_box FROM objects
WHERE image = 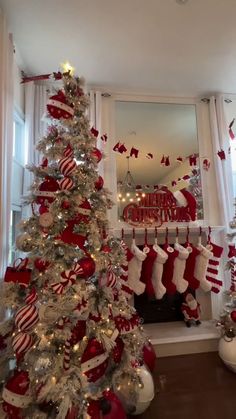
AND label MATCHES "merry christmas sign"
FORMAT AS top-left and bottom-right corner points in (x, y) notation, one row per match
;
(122, 189), (195, 226)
